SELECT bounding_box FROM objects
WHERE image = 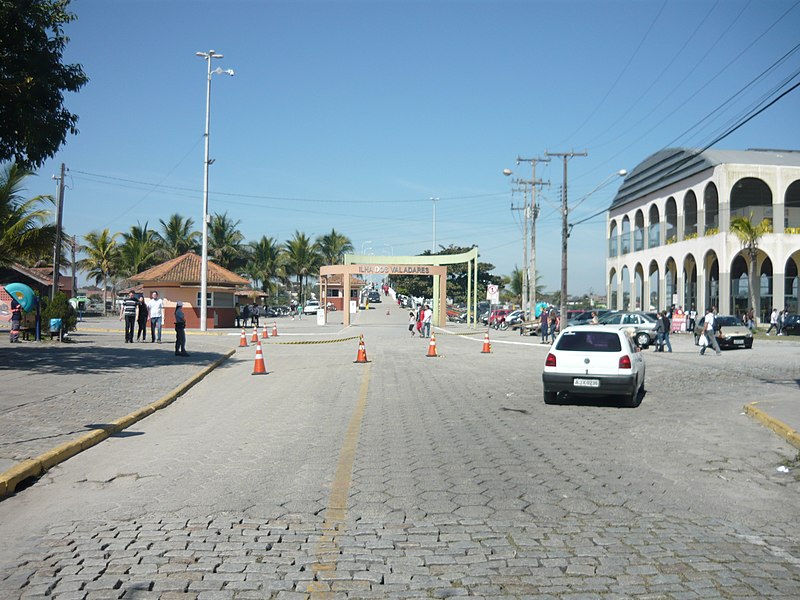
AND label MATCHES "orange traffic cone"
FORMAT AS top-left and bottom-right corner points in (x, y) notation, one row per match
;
(354, 335), (369, 363)
(272, 322), (278, 337)
(252, 340), (267, 375)
(481, 331), (492, 354)
(262, 324), (269, 339)
(251, 327), (259, 343)
(239, 328), (248, 347)
(426, 333), (439, 357)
